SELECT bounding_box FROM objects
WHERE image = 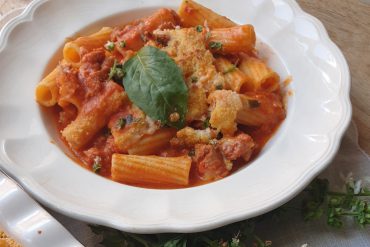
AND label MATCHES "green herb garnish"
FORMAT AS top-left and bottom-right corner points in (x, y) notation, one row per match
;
(223, 65), (237, 74)
(122, 46), (188, 129)
(89, 177), (370, 246)
(248, 99), (260, 108)
(203, 117), (210, 129)
(215, 84), (223, 90)
(104, 41), (115, 51)
(92, 156), (102, 173)
(190, 76), (198, 83)
(303, 178), (370, 227)
(188, 149), (195, 156)
(195, 25), (203, 32)
(119, 40), (126, 48)
(209, 41), (223, 50)
(108, 60), (117, 80)
(116, 117), (126, 129)
(109, 60), (125, 82)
